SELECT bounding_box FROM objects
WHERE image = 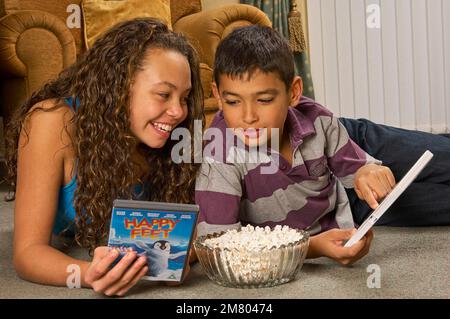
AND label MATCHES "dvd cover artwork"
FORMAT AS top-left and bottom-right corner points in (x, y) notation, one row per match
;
(108, 201), (198, 282)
